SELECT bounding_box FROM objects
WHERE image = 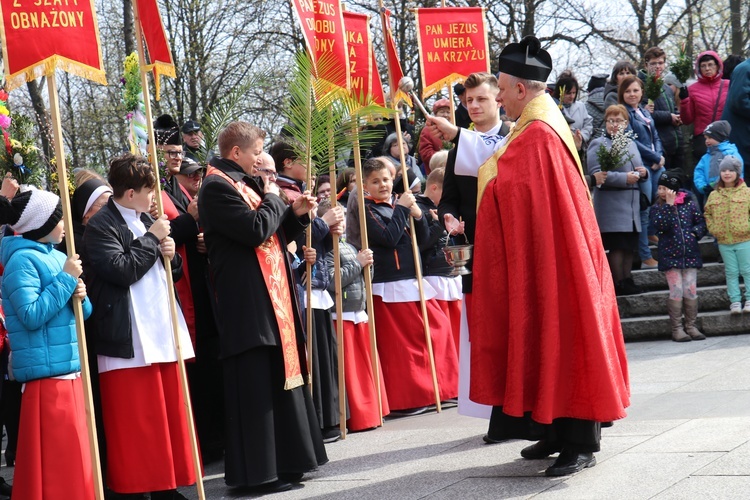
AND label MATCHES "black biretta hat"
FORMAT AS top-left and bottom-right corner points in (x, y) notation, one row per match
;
(153, 114), (181, 146)
(497, 35), (553, 82)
